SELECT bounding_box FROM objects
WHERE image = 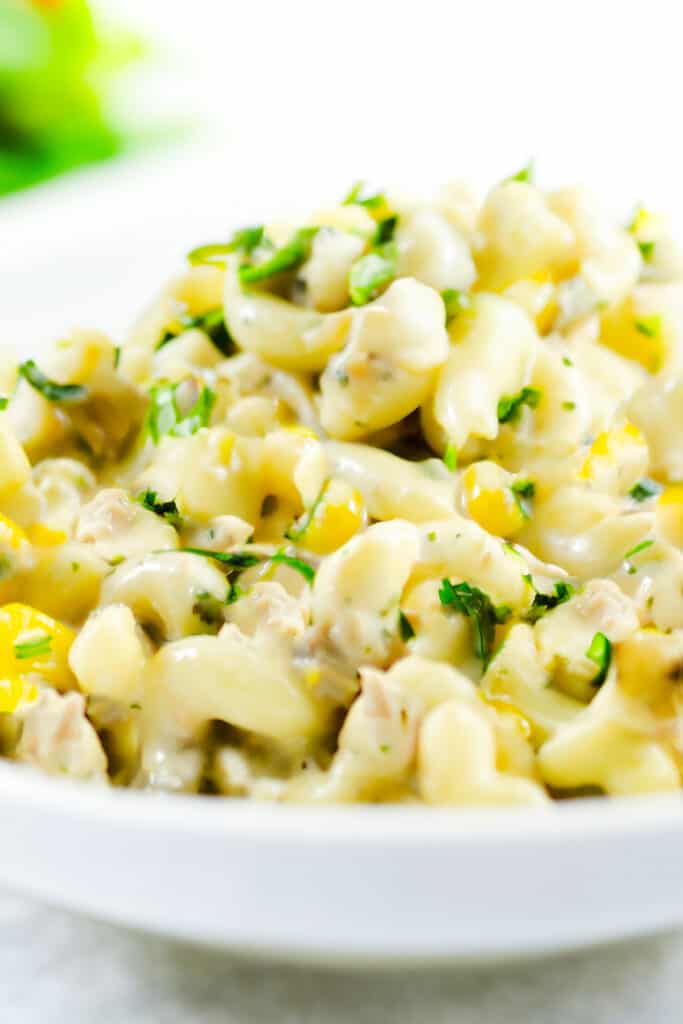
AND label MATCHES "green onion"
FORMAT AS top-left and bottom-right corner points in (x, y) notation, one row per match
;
(438, 579), (509, 665)
(348, 243), (398, 305)
(638, 240), (656, 261)
(624, 539), (654, 560)
(270, 550), (315, 583)
(442, 289), (471, 326)
(629, 478), (662, 502)
(372, 215), (398, 245)
(511, 479), (535, 519)
(398, 609), (415, 642)
(443, 442), (458, 472)
(285, 482), (328, 543)
(157, 308), (234, 356)
(178, 548), (261, 569)
(525, 581), (574, 623)
(342, 182), (387, 209)
(586, 632), (611, 687)
(497, 387), (541, 424)
(14, 633), (51, 660)
(239, 227), (318, 285)
(18, 360), (87, 404)
(504, 161), (534, 184)
(144, 381), (216, 444)
(187, 225), (265, 267)
(137, 490), (183, 528)
(562, 400), (576, 411)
